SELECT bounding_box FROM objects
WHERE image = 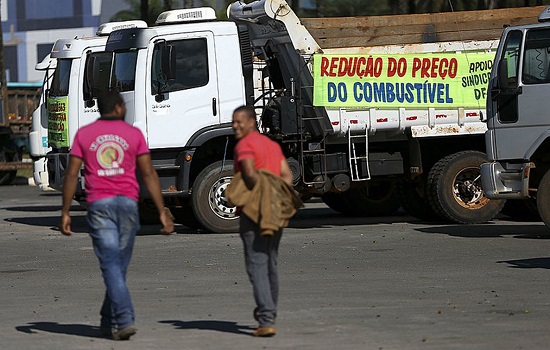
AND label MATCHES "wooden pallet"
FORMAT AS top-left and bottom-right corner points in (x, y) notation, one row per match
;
(302, 6), (545, 48)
